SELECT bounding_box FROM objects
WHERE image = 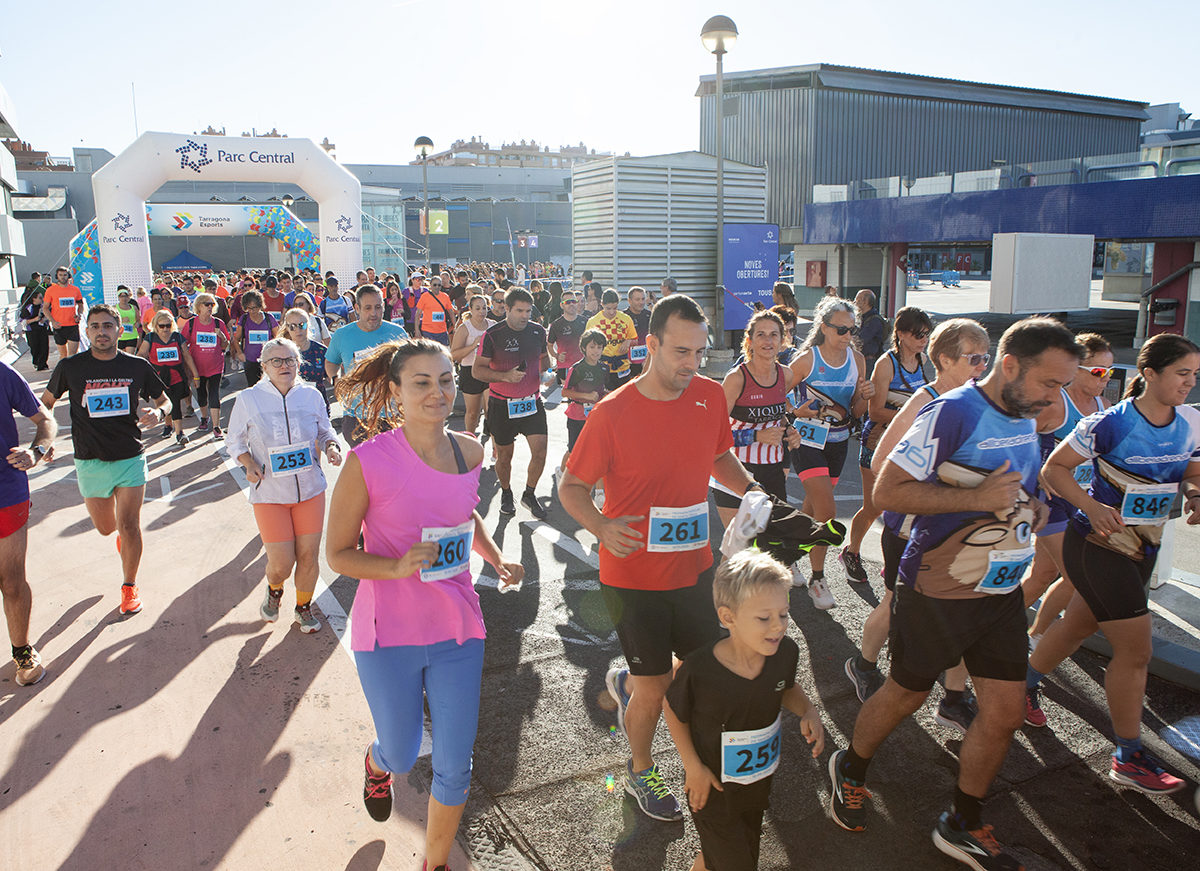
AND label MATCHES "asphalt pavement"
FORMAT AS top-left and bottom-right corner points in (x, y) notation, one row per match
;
(3, 294), (1200, 870)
